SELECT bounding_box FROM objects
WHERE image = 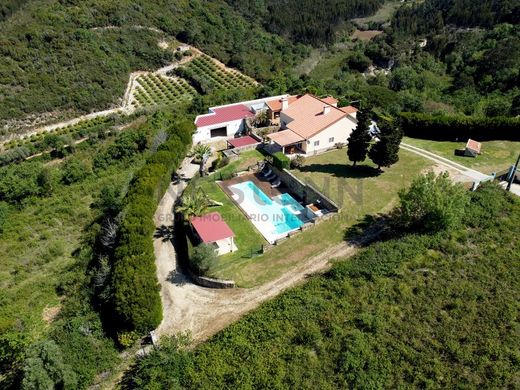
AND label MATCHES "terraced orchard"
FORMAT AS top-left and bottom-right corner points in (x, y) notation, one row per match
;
(131, 74), (196, 108)
(179, 54), (258, 93)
